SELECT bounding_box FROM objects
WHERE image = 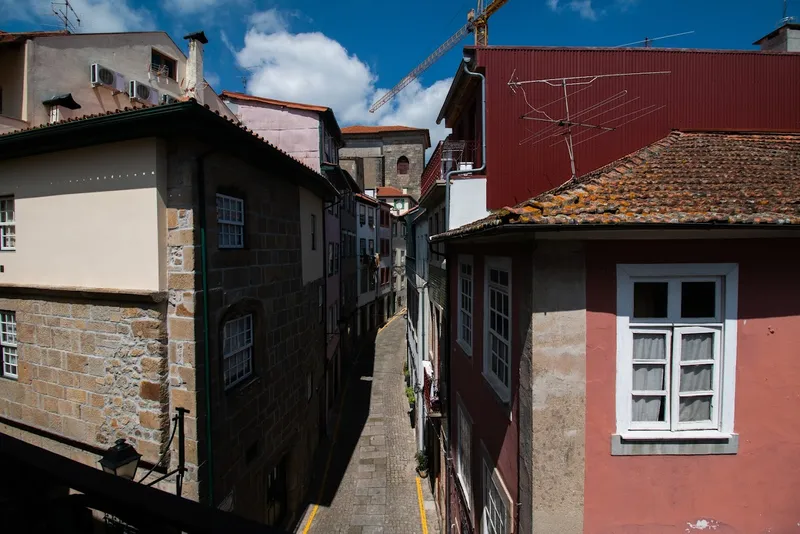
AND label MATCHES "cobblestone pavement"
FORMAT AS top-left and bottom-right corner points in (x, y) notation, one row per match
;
(298, 314), (439, 534)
